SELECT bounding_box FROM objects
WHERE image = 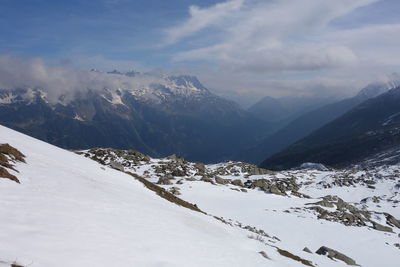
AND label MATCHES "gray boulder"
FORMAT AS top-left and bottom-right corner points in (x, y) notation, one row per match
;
(110, 161), (124, 172)
(372, 221), (393, 233)
(316, 246), (358, 266)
